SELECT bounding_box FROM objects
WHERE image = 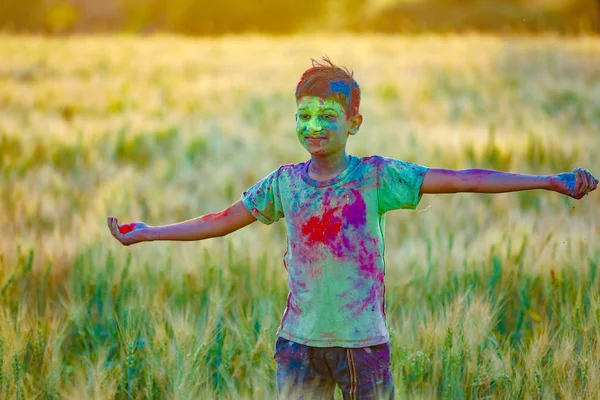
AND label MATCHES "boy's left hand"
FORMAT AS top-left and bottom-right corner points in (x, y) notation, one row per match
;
(551, 168), (598, 199)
